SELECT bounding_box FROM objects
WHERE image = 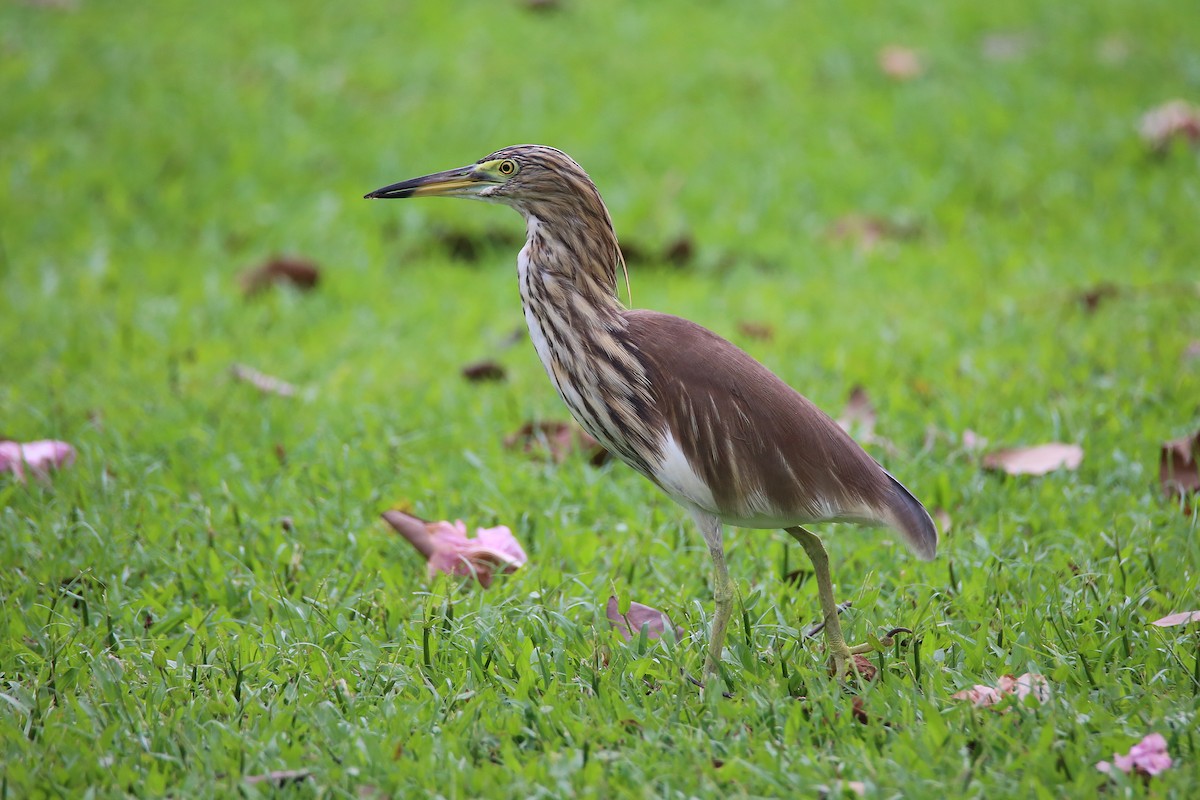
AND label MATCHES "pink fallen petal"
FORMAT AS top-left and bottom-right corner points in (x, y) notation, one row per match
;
(1098, 733), (1173, 778)
(0, 439), (76, 482)
(606, 596), (681, 642)
(230, 363), (297, 397)
(982, 443), (1083, 476)
(953, 673), (1049, 708)
(1151, 610), (1200, 627)
(424, 519), (526, 588)
(1138, 100), (1200, 152)
(961, 429), (987, 452)
(952, 685), (1004, 707)
(382, 511), (527, 588)
(996, 672), (1050, 704)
